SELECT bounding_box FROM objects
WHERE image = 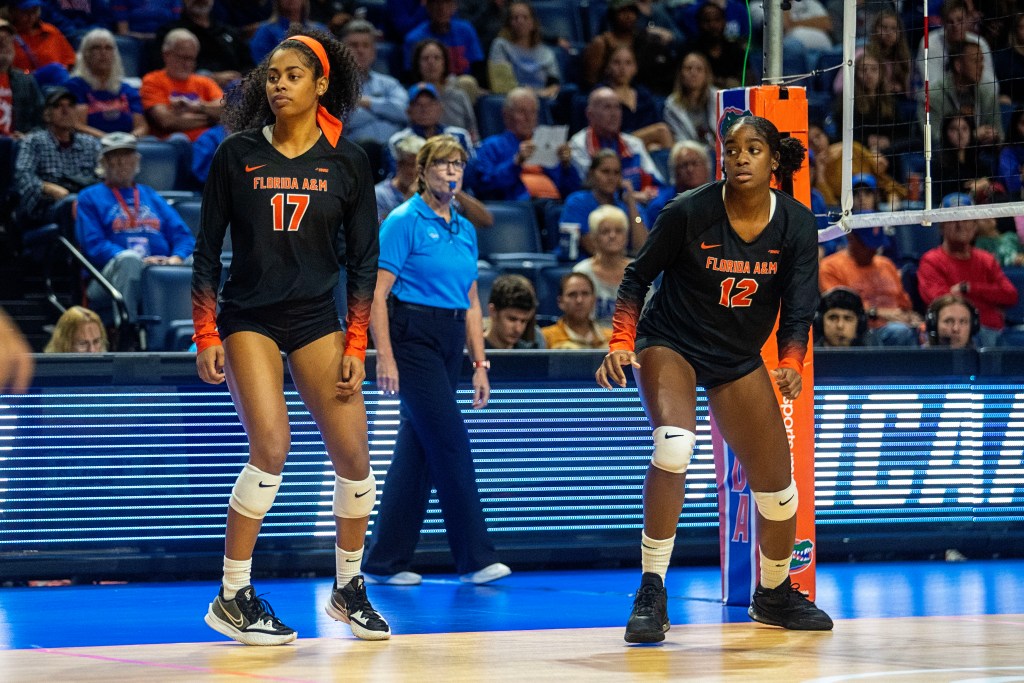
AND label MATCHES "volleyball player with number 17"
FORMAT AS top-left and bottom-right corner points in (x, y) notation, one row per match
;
(596, 116), (834, 643)
(191, 28), (390, 645)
